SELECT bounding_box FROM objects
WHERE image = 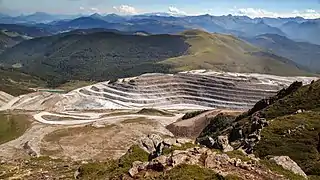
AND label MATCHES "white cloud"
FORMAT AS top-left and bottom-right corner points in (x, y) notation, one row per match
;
(168, 6), (187, 15)
(230, 8), (320, 19)
(90, 7), (100, 13)
(78, 6), (103, 14)
(113, 5), (137, 14)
